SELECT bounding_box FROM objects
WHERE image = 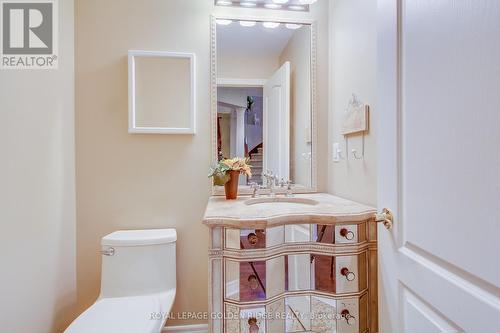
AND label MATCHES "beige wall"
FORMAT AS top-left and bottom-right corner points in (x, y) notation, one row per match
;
(218, 53), (280, 79)
(328, 0), (377, 206)
(76, 0), (329, 327)
(0, 0), (76, 332)
(280, 26), (312, 188)
(135, 56), (192, 128)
